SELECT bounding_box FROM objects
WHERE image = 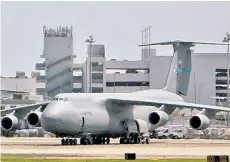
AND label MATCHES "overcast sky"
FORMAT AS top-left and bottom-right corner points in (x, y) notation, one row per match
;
(1, 1), (230, 77)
